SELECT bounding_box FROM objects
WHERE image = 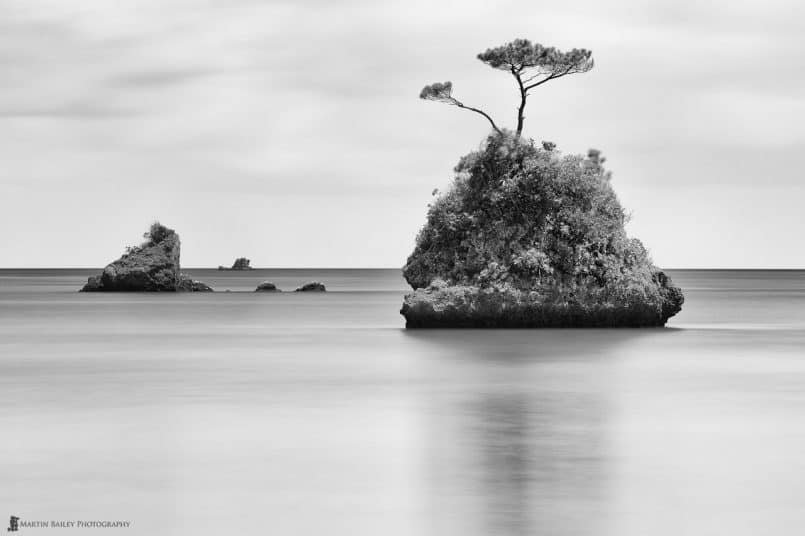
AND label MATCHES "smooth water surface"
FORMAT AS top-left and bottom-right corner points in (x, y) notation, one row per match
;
(1, 269), (804, 535)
